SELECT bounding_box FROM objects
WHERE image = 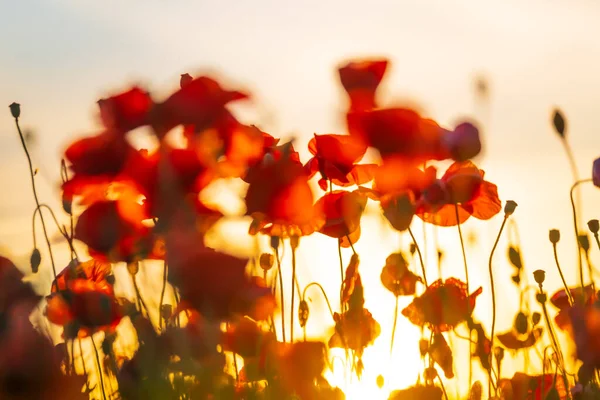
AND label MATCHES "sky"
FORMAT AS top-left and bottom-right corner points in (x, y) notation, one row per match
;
(2, 0), (600, 397)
